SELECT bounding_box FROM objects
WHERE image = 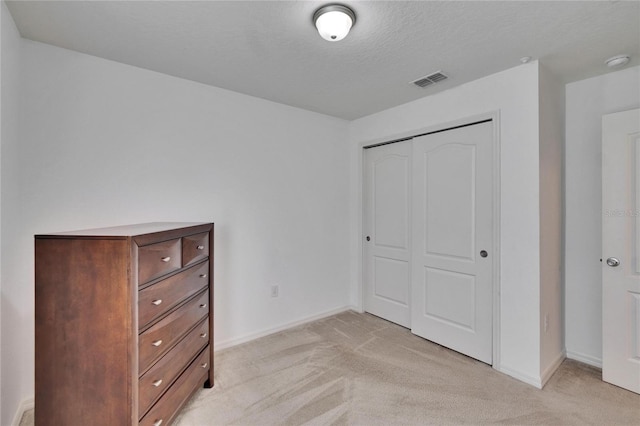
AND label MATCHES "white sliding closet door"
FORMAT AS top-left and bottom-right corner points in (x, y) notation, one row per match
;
(363, 141), (412, 328)
(411, 121), (494, 364)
